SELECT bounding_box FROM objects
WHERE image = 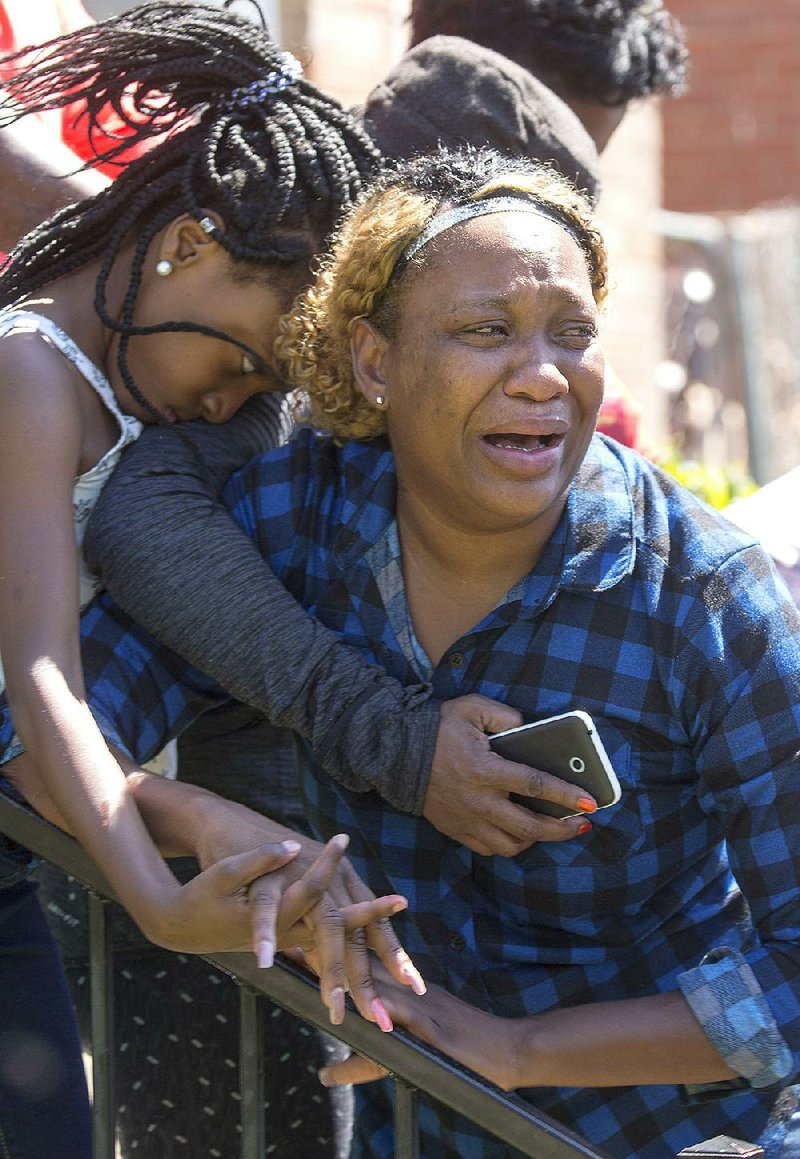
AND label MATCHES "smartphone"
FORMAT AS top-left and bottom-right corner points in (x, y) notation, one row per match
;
(489, 710), (621, 819)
